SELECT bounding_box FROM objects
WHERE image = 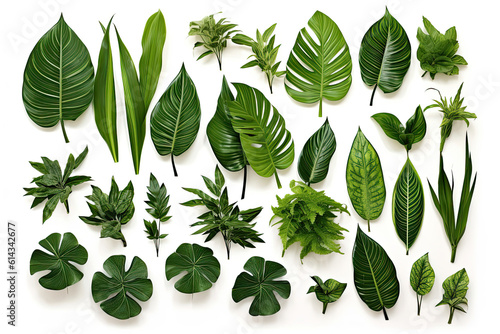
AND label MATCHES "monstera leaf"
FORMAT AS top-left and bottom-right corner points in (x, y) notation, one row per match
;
(352, 226), (400, 320)
(346, 128), (386, 231)
(228, 83), (294, 189)
(207, 76), (248, 198)
(298, 118), (336, 185)
(232, 256), (291, 316)
(92, 255), (153, 320)
(150, 64), (201, 176)
(307, 275), (347, 314)
(30, 232), (88, 290)
(393, 158), (424, 254)
(22, 14), (94, 143)
(410, 253), (435, 315)
(359, 8), (411, 106)
(285, 11), (352, 117)
(165, 243), (221, 294)
(436, 268), (469, 324)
